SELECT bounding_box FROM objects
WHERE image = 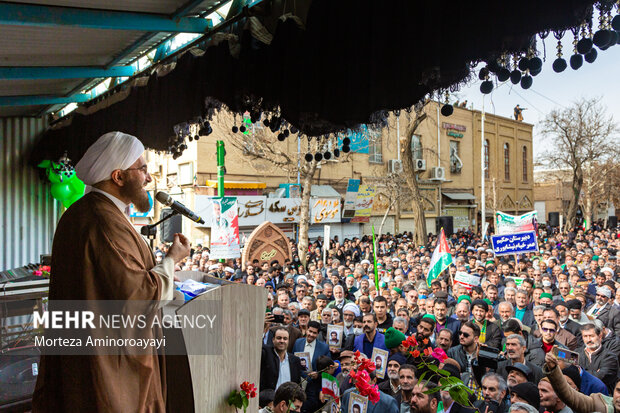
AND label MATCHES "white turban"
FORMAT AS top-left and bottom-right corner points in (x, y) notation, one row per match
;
(342, 303), (361, 317)
(75, 131), (144, 186)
